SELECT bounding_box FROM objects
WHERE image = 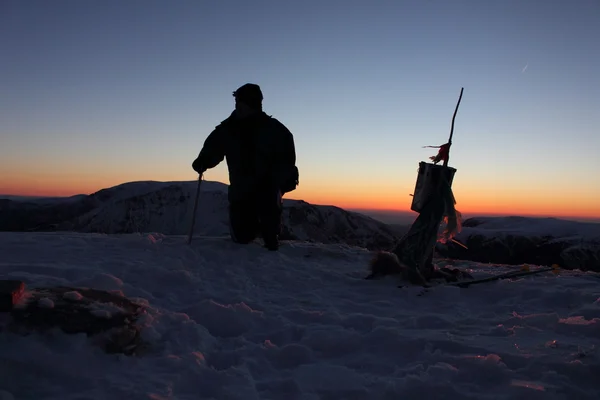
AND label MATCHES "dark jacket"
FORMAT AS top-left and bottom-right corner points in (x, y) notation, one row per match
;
(192, 111), (298, 201)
